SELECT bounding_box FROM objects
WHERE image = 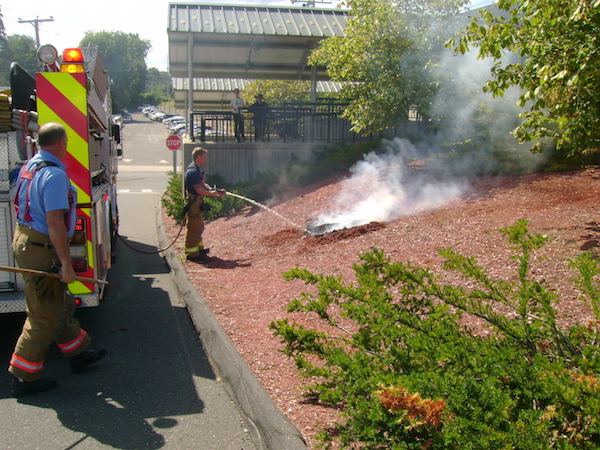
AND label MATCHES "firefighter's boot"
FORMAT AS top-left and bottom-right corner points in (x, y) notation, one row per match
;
(70, 347), (107, 374)
(11, 376), (57, 398)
